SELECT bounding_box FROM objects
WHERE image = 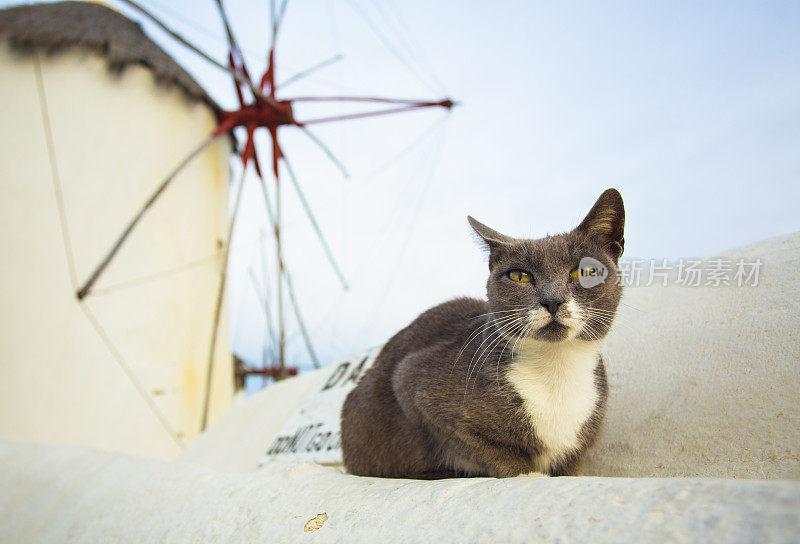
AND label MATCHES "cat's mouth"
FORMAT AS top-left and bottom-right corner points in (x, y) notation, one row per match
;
(532, 320), (571, 342)
(520, 306), (583, 342)
(518, 300), (585, 342)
